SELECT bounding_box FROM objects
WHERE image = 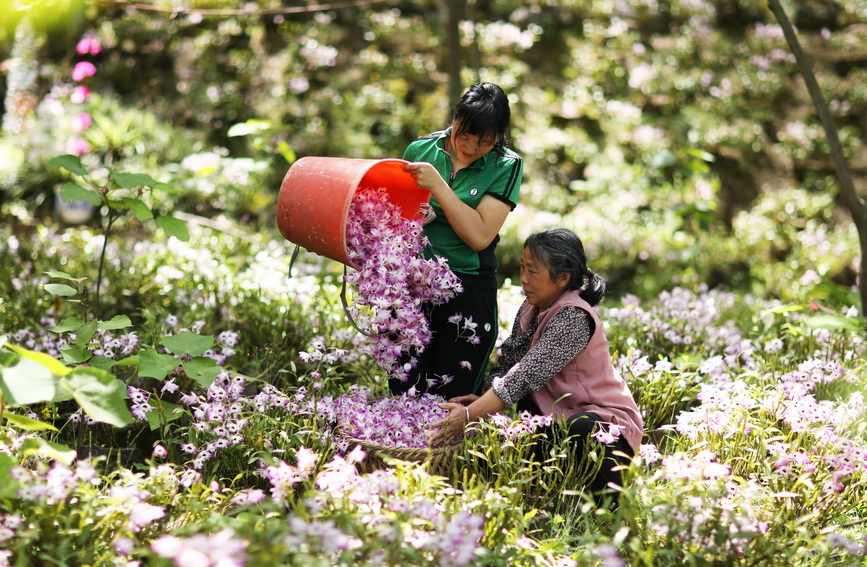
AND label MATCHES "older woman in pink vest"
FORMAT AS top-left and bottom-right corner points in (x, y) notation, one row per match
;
(429, 227), (643, 501)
